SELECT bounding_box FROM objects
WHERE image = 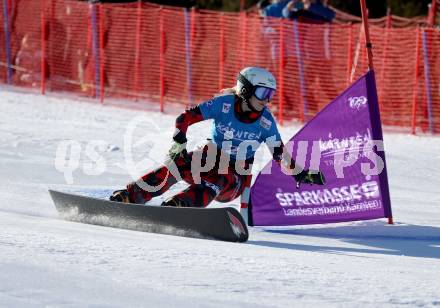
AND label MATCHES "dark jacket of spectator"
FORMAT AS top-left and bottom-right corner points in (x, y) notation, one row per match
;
(283, 0), (335, 22)
(262, 0), (290, 18)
